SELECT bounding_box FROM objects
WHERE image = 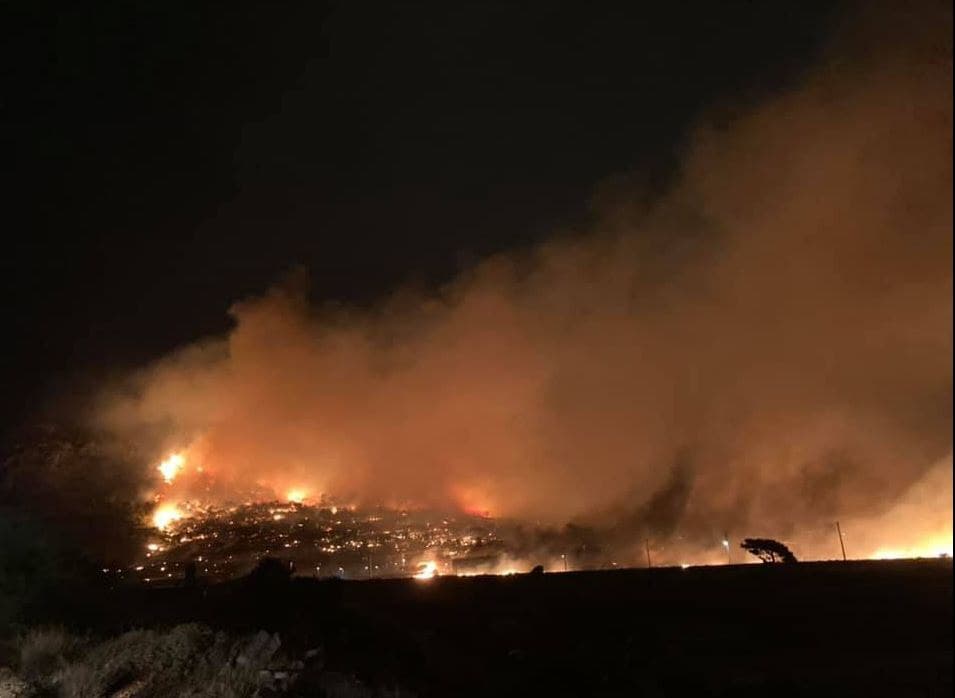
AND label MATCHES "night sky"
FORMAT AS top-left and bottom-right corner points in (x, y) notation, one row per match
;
(3, 1), (839, 430)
